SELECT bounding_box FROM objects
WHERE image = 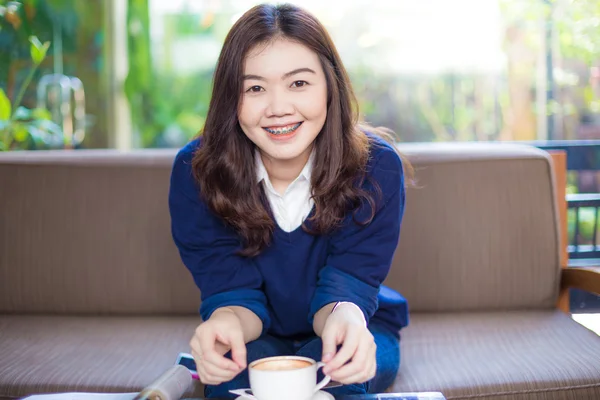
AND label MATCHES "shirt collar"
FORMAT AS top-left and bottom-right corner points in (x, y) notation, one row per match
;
(255, 148), (315, 184)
